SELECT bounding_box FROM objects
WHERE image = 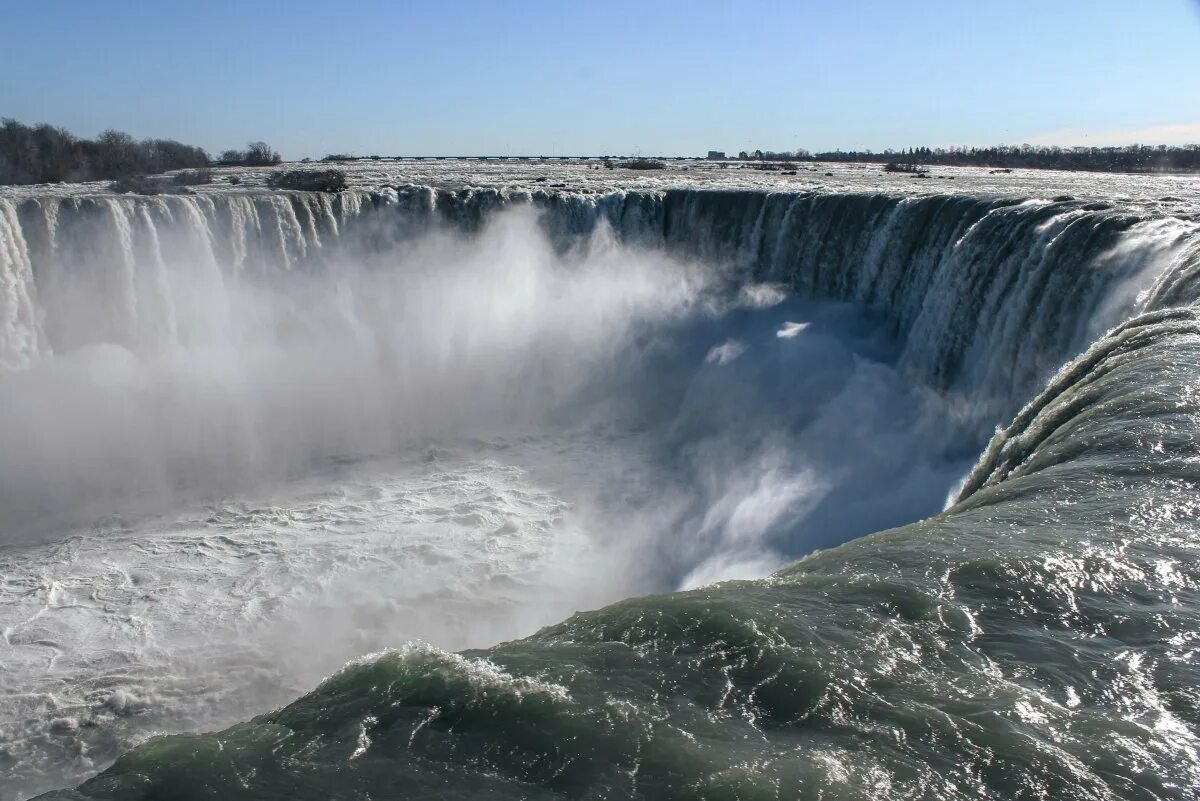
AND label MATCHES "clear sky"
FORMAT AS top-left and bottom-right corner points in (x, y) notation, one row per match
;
(2, 0), (1199, 158)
